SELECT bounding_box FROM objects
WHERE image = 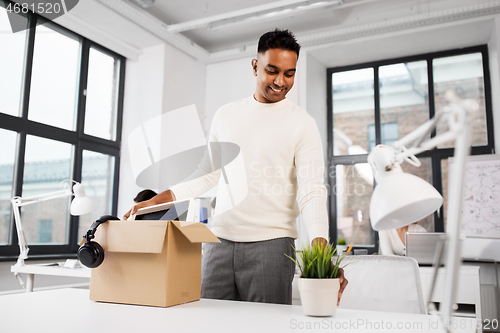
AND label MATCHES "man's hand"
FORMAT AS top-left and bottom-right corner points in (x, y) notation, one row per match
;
(310, 237), (349, 305)
(337, 268), (348, 306)
(123, 190), (176, 220)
